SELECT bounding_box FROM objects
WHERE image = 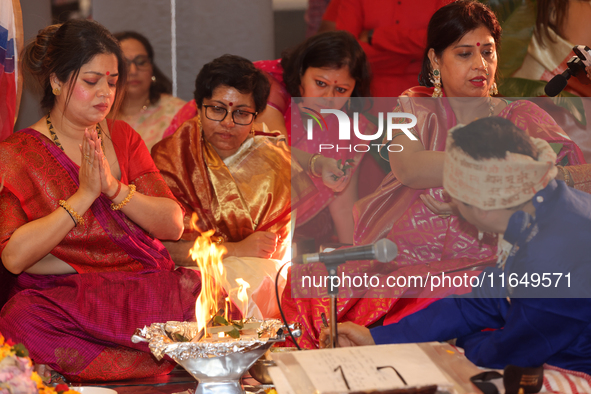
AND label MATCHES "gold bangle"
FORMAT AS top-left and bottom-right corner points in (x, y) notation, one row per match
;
(308, 153), (322, 178)
(111, 184), (136, 211)
(59, 200), (85, 226)
(213, 236), (225, 245)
